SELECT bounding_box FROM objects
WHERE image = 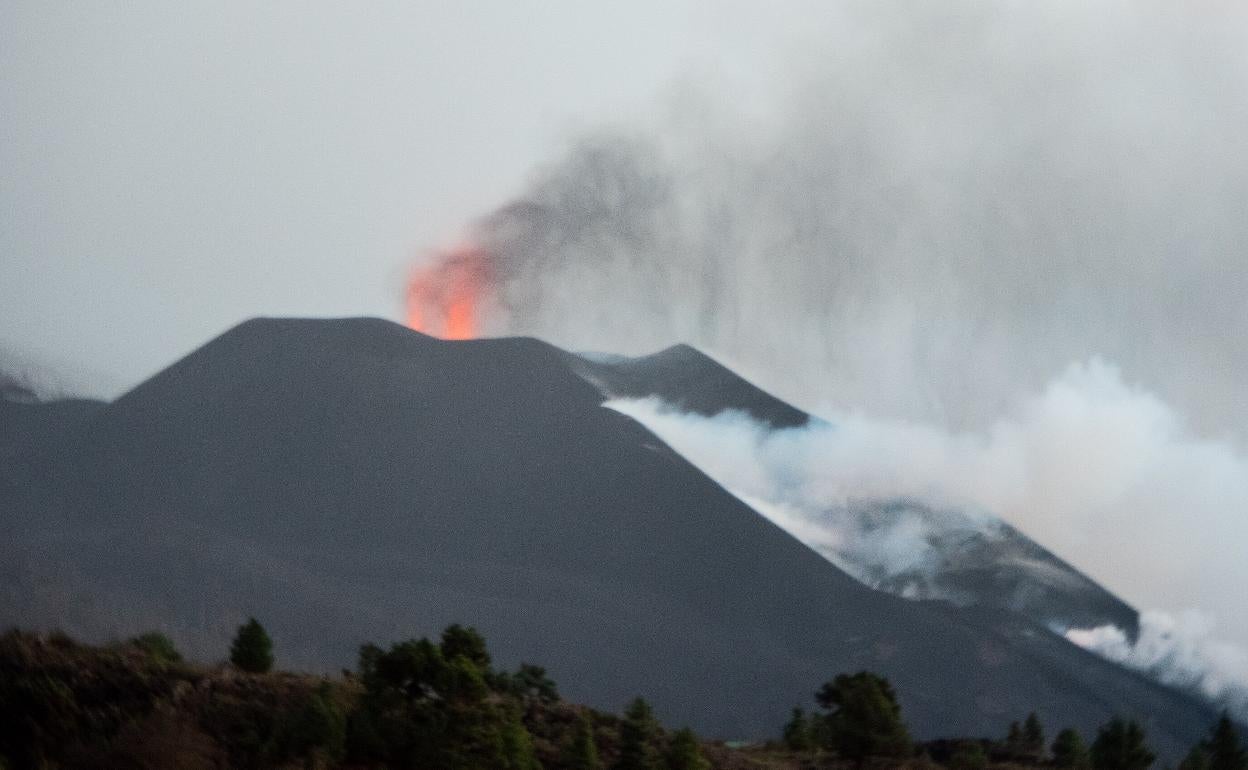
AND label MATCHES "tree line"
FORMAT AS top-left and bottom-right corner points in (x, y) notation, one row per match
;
(4, 620), (1244, 769)
(0, 620), (709, 770)
(780, 670), (1247, 770)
